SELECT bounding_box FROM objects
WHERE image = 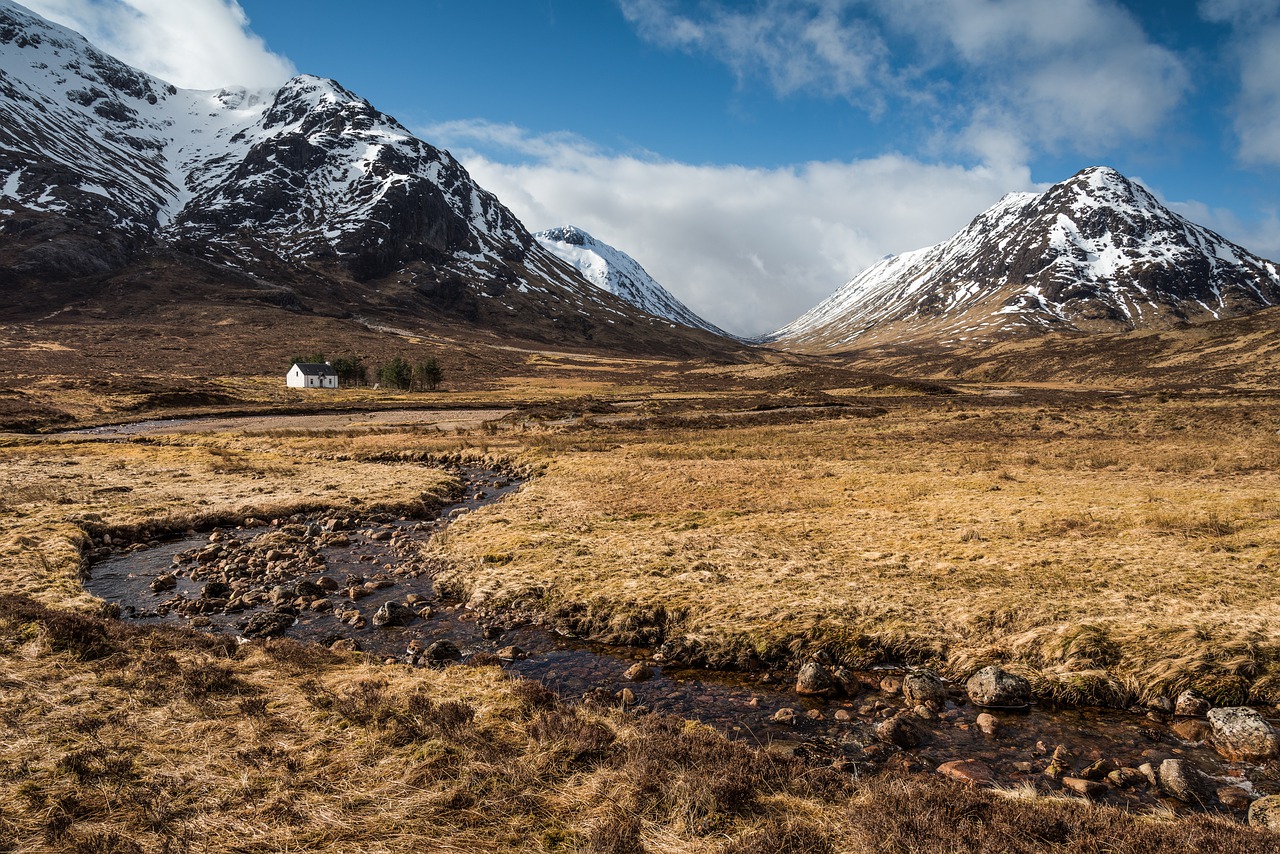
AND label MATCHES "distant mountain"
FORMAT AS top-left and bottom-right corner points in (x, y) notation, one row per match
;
(534, 226), (731, 337)
(770, 167), (1280, 350)
(0, 1), (729, 355)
